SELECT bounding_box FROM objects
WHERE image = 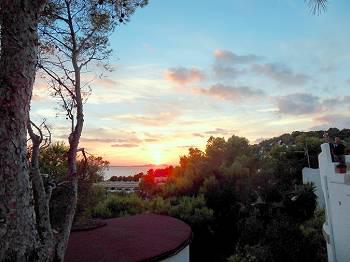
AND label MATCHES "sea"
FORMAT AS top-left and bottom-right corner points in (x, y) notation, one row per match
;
(103, 165), (168, 180)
